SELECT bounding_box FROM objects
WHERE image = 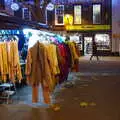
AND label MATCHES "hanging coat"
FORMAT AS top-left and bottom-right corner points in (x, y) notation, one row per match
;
(25, 42), (51, 88)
